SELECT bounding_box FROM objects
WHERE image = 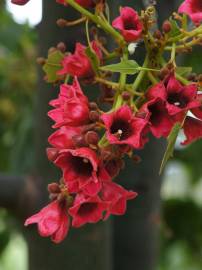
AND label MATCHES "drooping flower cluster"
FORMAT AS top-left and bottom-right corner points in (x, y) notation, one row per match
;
(17, 0), (202, 243)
